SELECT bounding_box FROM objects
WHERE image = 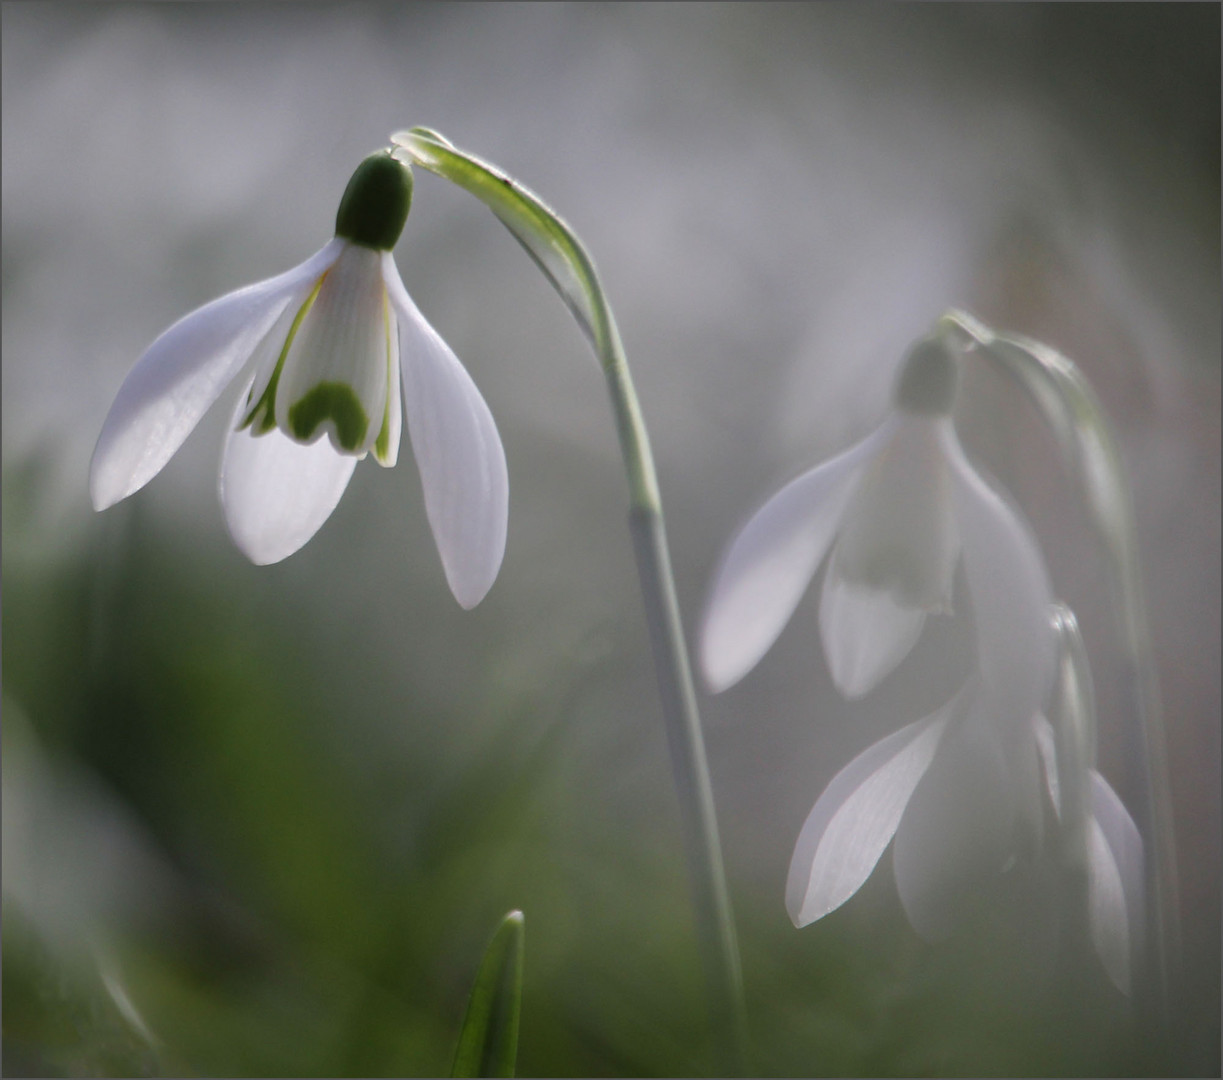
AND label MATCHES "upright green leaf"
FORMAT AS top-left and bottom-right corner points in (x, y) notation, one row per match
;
(451, 910), (525, 1079)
